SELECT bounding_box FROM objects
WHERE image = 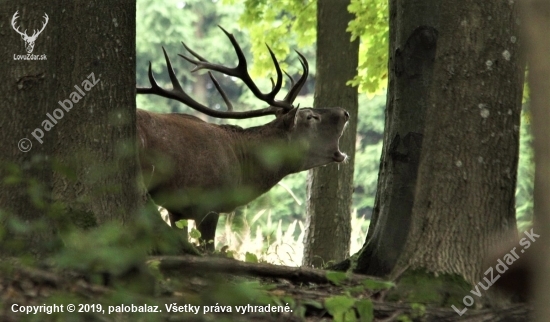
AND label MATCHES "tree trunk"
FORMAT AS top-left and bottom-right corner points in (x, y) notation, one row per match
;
(0, 3), (58, 255)
(0, 0), (146, 256)
(50, 1), (145, 226)
(356, 0), (524, 285)
(303, 0), (359, 268)
(355, 1), (440, 276)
